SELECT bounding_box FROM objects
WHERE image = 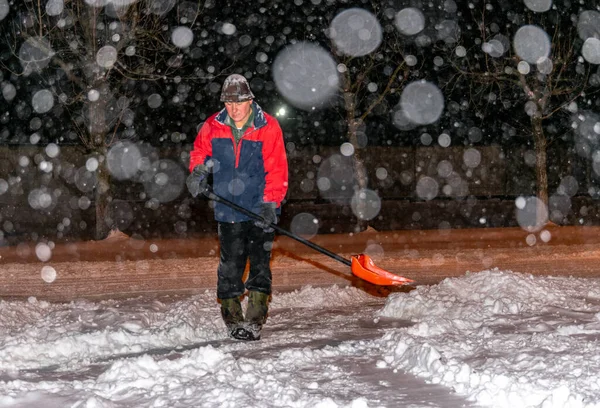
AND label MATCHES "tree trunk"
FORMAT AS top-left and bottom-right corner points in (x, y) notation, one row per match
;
(85, 91), (114, 240)
(94, 151), (112, 240)
(346, 118), (368, 190)
(343, 91), (368, 232)
(341, 80), (368, 189)
(531, 116), (548, 206)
